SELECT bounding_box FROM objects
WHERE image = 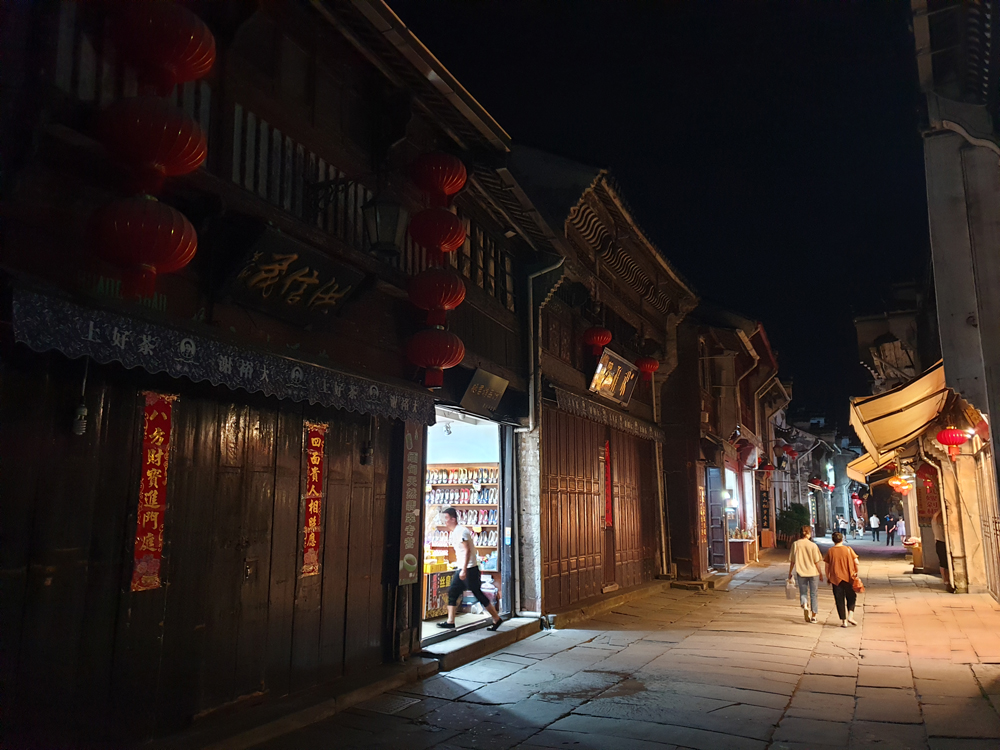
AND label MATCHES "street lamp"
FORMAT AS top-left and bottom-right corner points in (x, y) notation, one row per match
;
(362, 195), (409, 260)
